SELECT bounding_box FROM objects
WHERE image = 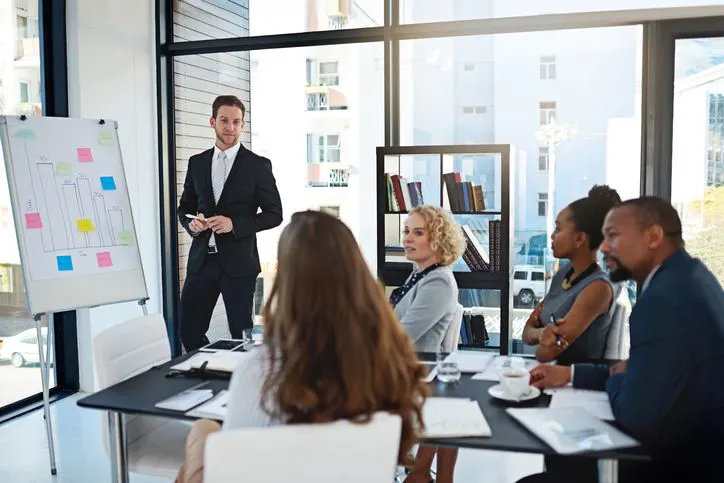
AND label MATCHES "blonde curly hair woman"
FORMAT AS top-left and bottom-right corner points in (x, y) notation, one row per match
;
(389, 205), (466, 483)
(389, 204), (466, 353)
